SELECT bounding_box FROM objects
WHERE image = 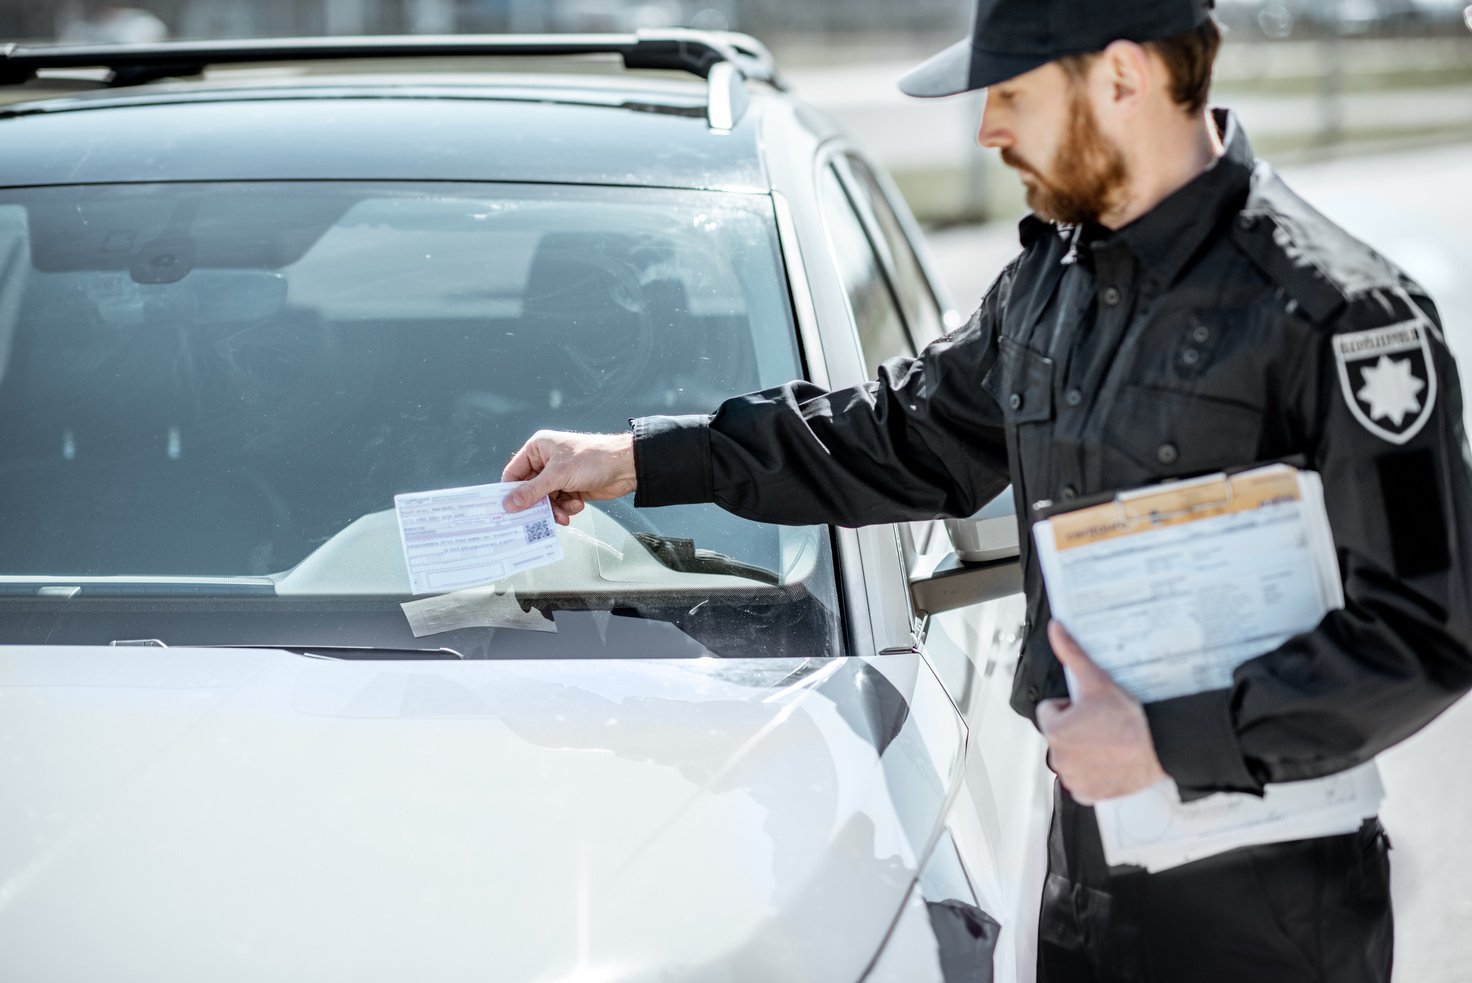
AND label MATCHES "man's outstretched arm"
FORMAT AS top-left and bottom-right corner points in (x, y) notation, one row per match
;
(503, 266), (1018, 528)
